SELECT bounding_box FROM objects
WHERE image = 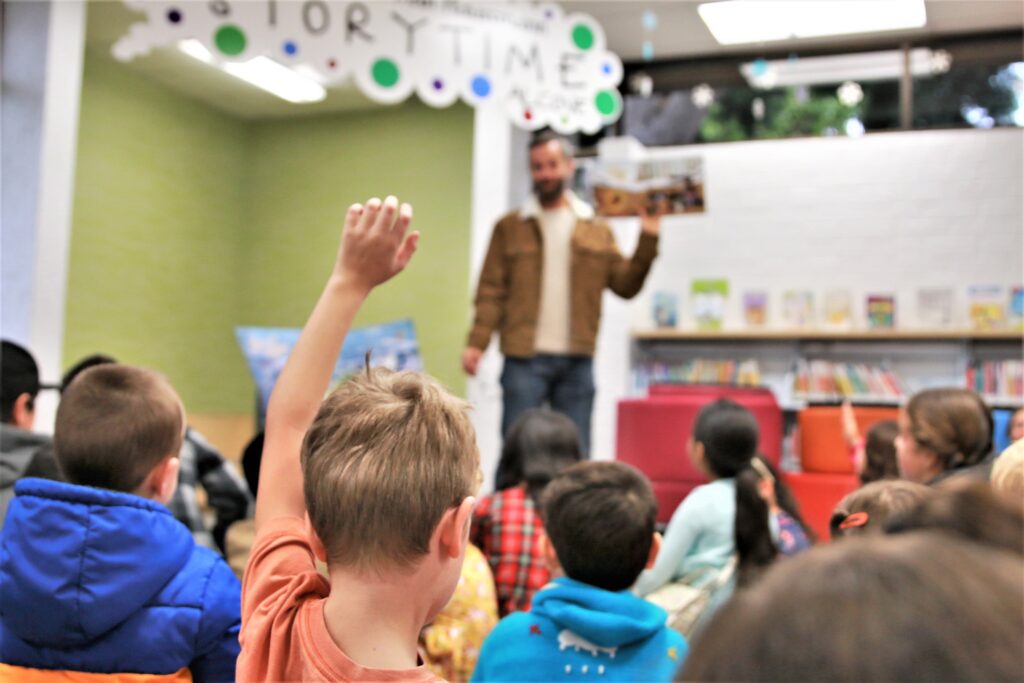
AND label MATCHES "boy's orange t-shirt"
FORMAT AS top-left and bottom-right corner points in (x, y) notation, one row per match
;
(237, 516), (443, 683)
